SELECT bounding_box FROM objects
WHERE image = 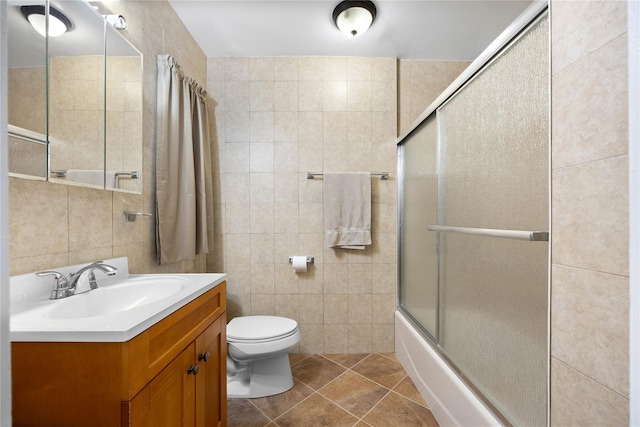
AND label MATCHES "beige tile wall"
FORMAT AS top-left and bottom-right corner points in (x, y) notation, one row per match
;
(398, 60), (470, 136)
(9, 0), (208, 276)
(550, 0), (630, 424)
(206, 56), (399, 353)
(8, 67), (46, 133)
(206, 57), (467, 353)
